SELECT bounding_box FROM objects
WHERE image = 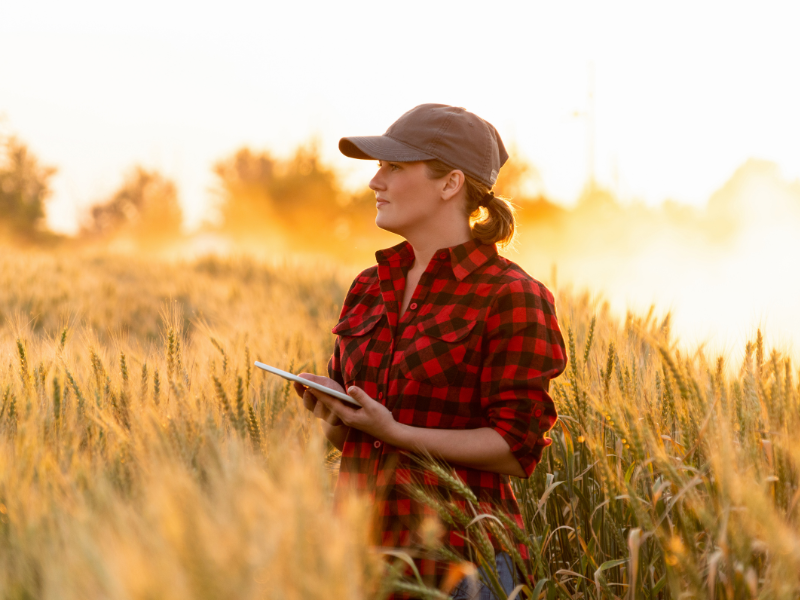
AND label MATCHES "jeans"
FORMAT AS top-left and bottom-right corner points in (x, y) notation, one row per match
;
(449, 552), (518, 600)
